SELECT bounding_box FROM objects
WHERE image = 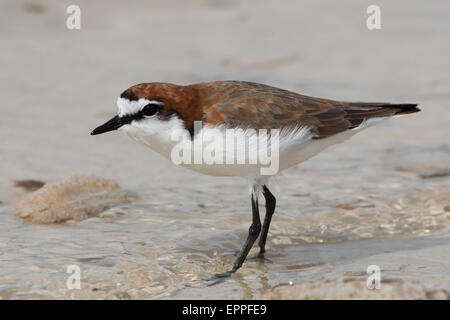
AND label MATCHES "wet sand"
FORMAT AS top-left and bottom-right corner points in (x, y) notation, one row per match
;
(0, 0), (449, 299)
